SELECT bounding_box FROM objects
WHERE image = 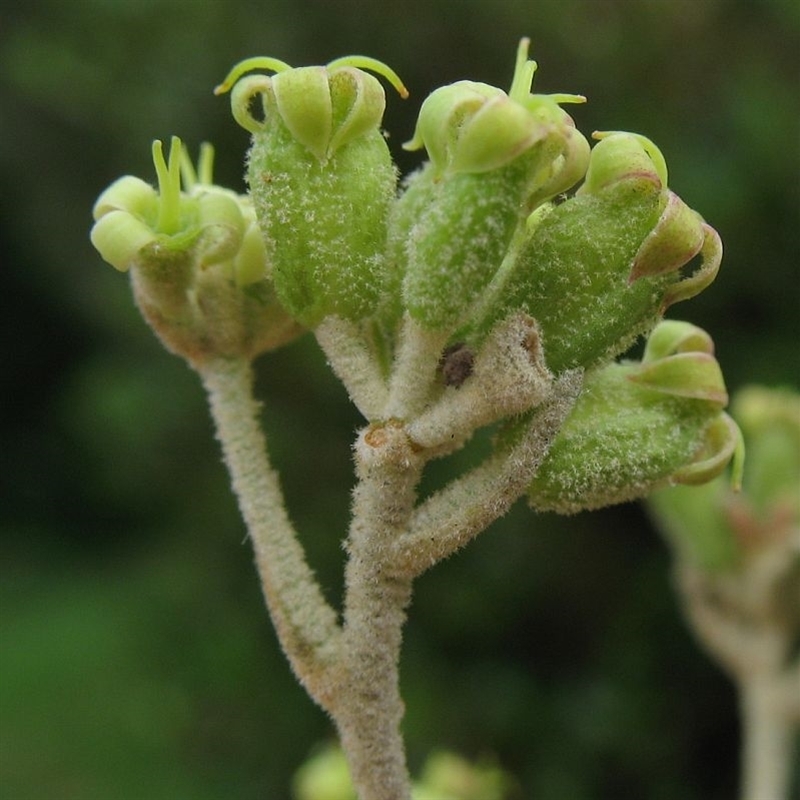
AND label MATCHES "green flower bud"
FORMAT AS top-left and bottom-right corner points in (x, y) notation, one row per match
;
(414, 751), (513, 800)
(648, 385), (799, 571)
(527, 321), (743, 514)
(216, 55), (407, 327)
(487, 132), (721, 373)
(398, 39), (590, 332)
(403, 38), (586, 179)
(292, 743), (355, 800)
(90, 137), (303, 364)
